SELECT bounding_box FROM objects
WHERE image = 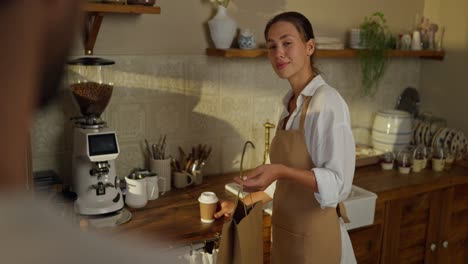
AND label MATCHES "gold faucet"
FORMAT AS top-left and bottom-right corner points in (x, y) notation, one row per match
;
(263, 121), (275, 164)
(240, 140), (255, 178)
